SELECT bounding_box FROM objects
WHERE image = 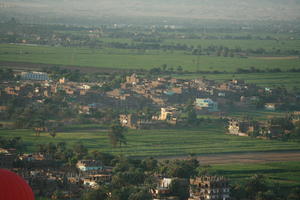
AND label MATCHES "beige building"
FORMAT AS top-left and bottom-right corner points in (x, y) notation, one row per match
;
(119, 114), (138, 129)
(189, 176), (230, 200)
(228, 119), (258, 137)
(126, 73), (139, 84)
(159, 107), (177, 121)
